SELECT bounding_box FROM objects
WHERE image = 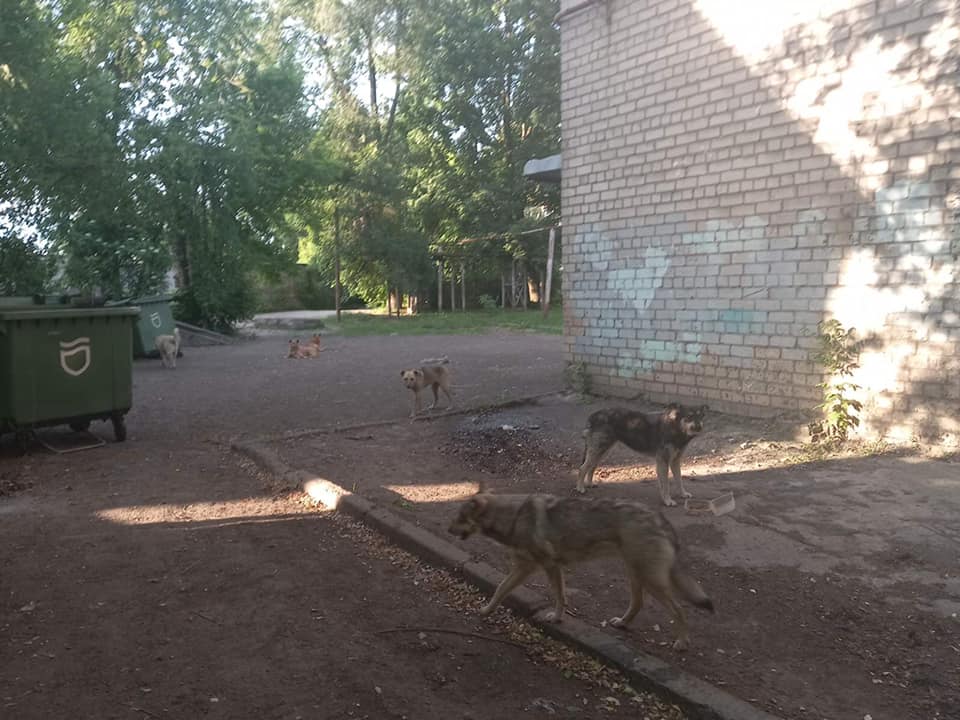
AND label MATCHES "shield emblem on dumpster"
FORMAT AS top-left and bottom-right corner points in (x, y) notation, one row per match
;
(150, 312), (162, 328)
(60, 337), (91, 377)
